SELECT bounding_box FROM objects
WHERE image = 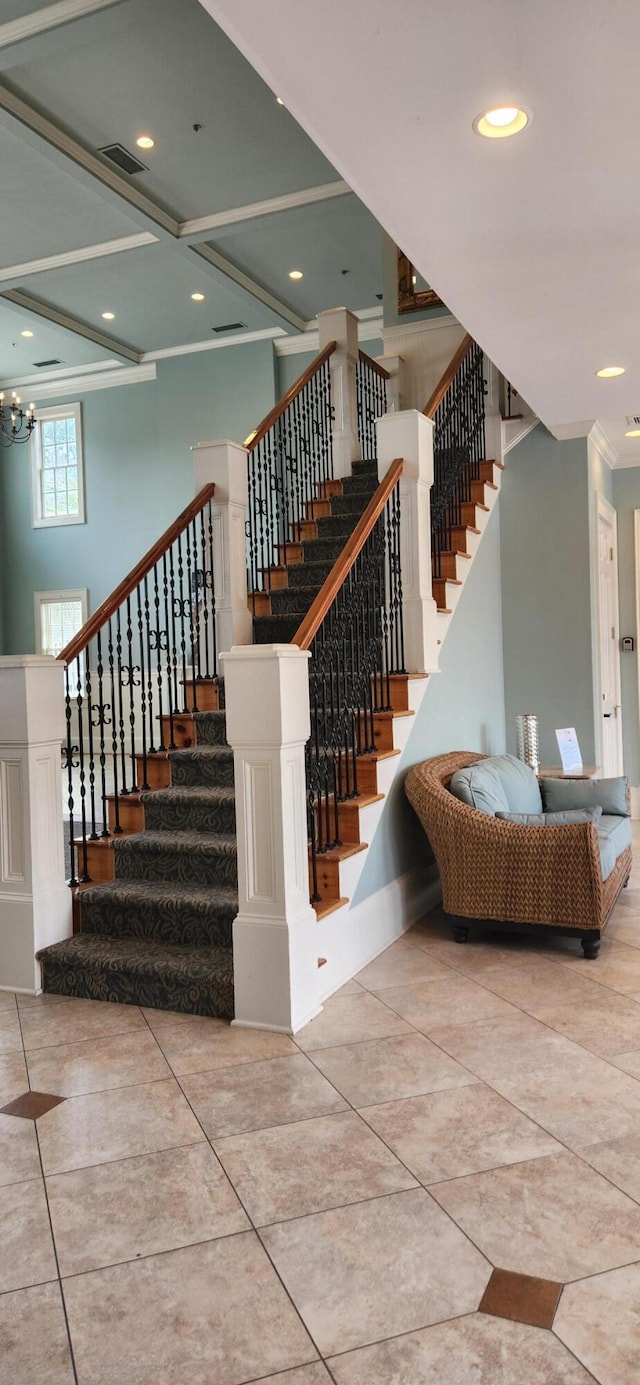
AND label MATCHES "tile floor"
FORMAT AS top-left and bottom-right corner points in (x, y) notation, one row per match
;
(4, 877), (640, 1381)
